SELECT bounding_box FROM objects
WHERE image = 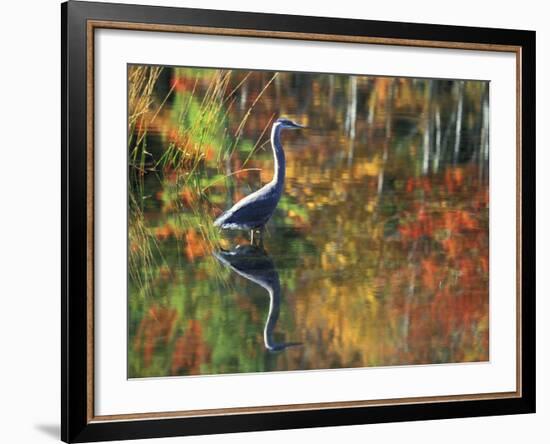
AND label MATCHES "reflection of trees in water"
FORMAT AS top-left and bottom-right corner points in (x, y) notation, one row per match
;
(250, 74), (489, 195)
(127, 67), (490, 377)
